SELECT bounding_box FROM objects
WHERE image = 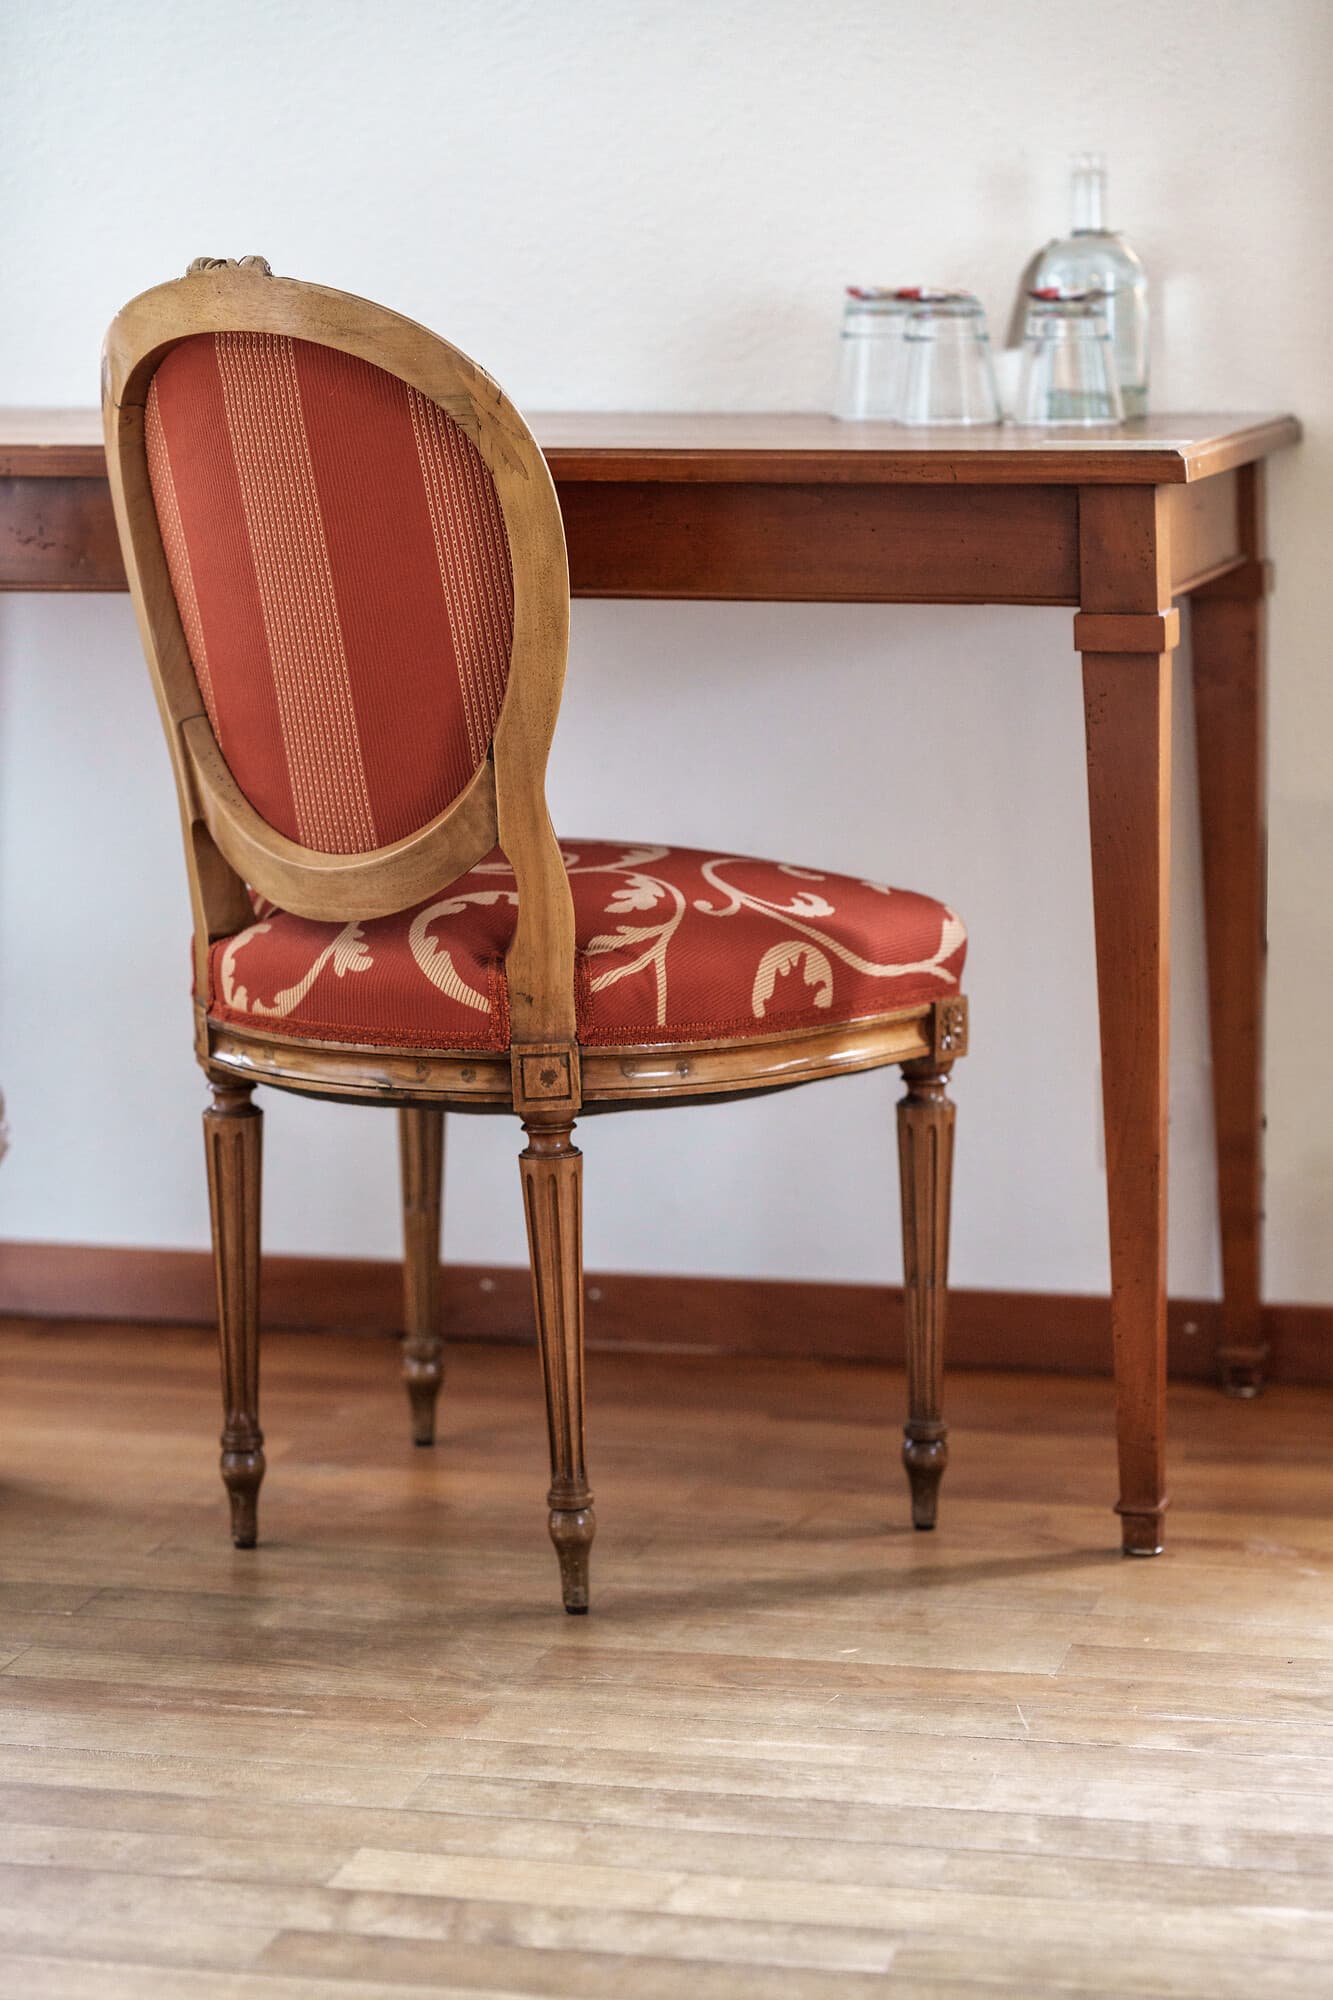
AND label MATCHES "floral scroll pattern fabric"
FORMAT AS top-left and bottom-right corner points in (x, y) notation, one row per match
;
(208, 842), (966, 1051)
